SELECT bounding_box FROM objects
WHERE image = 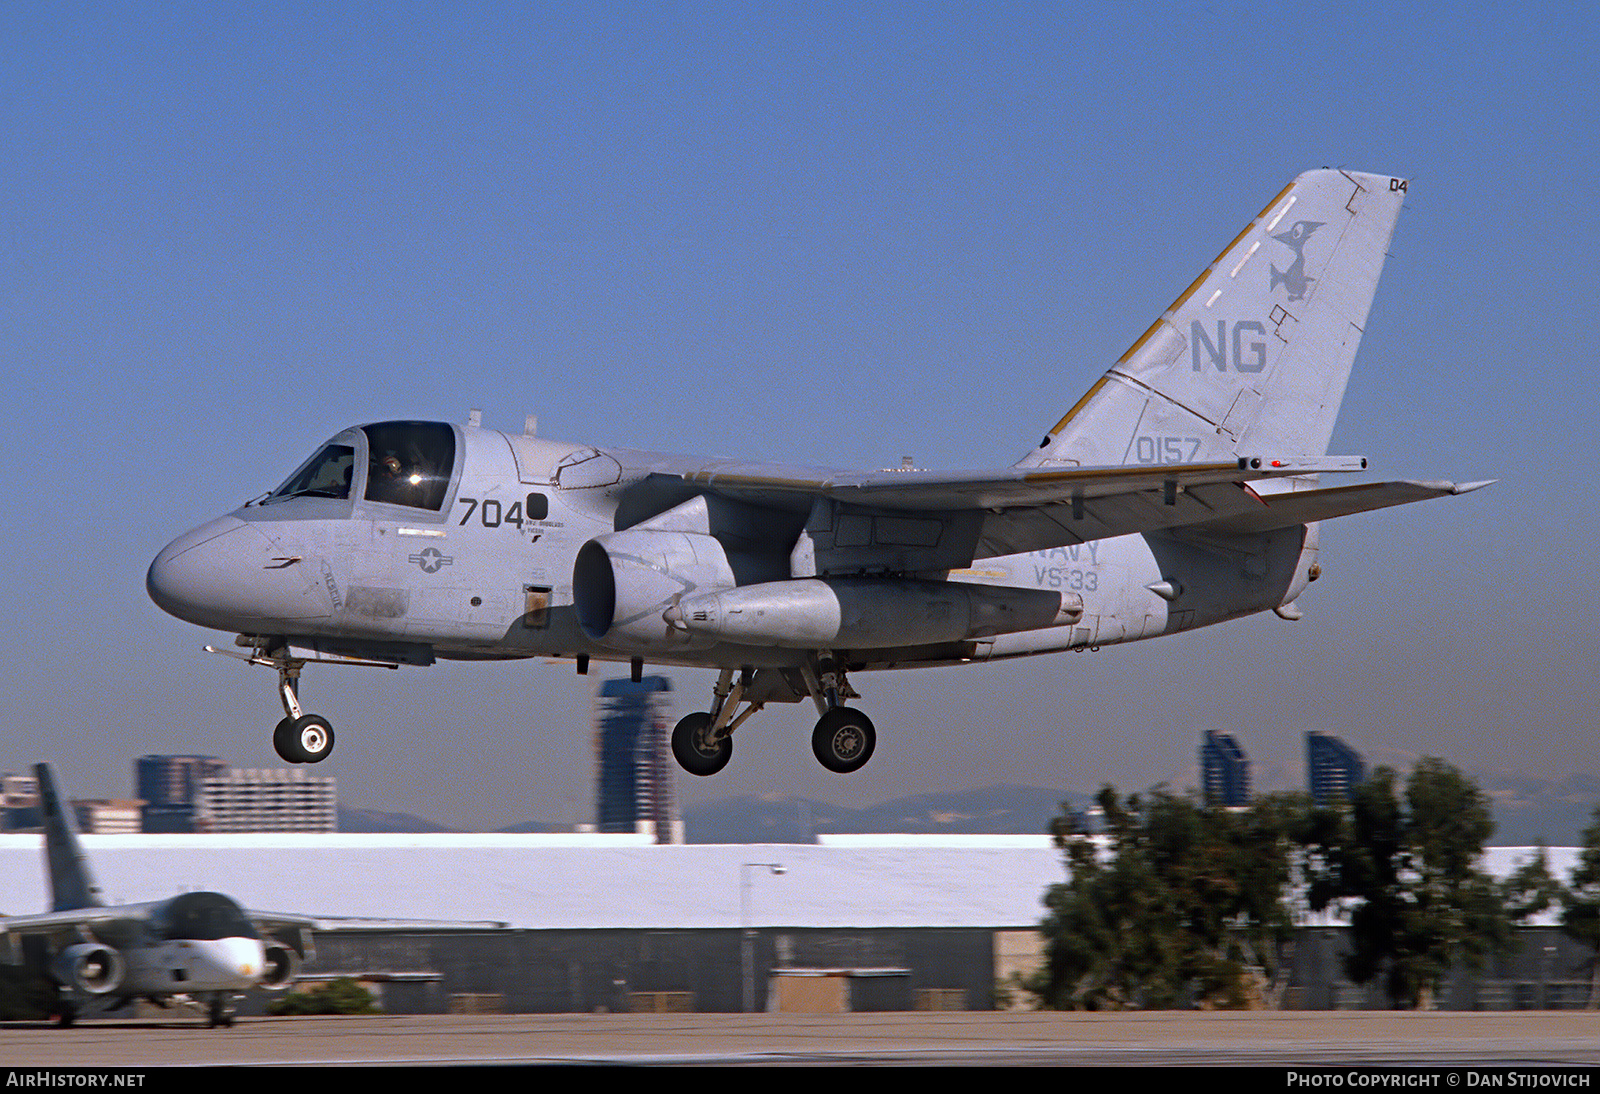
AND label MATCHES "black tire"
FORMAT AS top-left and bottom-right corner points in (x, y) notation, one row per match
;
(813, 707), (876, 773)
(671, 712), (731, 776)
(275, 715), (335, 764)
(272, 718), (302, 764)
